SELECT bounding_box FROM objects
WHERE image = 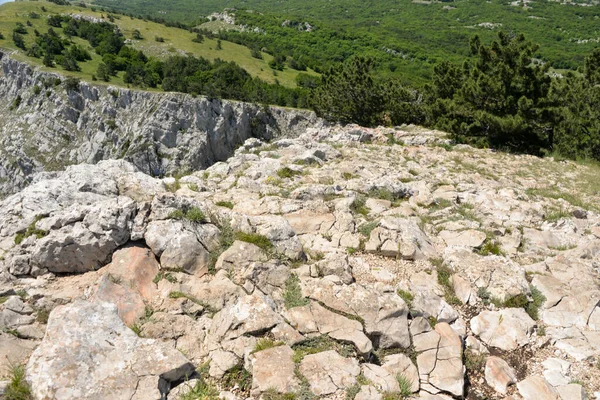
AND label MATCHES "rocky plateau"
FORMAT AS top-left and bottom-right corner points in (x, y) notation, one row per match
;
(0, 56), (599, 400)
